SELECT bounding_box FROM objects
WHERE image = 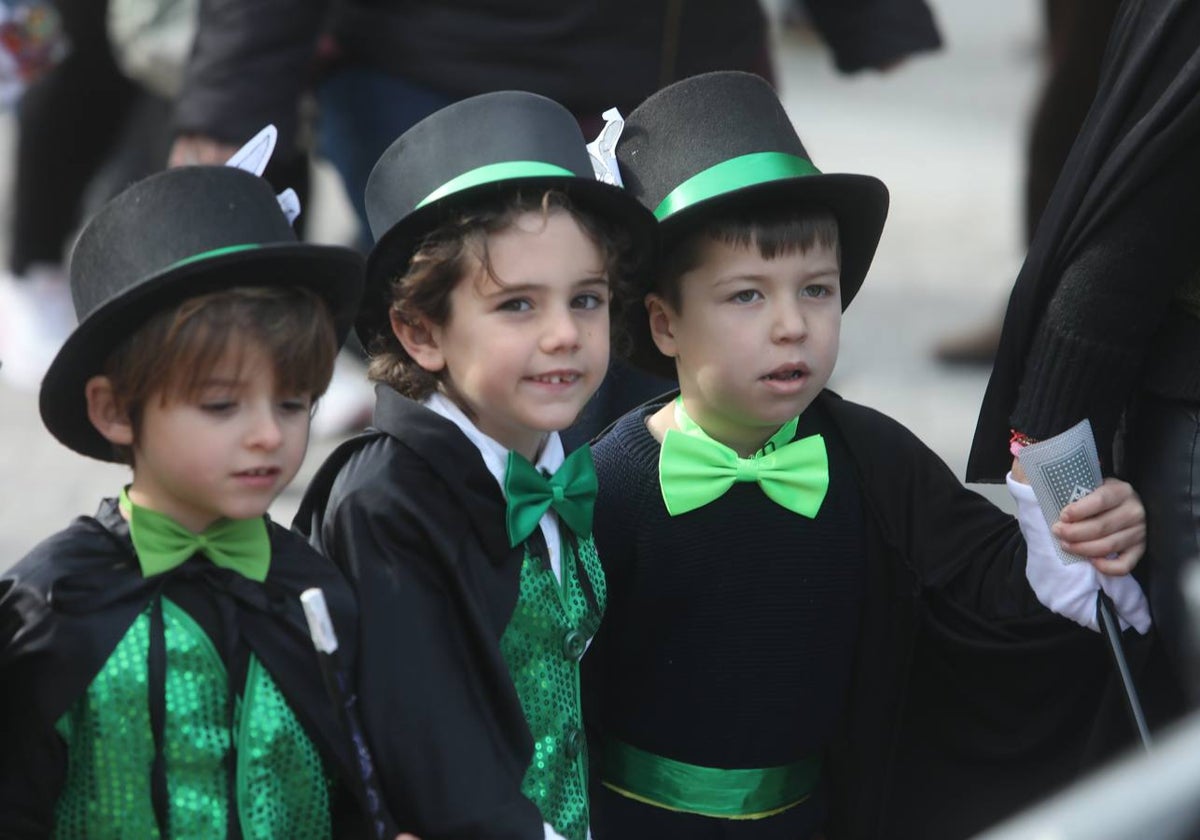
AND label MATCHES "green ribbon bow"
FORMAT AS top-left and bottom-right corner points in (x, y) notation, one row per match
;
(504, 447), (598, 547)
(659, 399), (829, 517)
(120, 489), (271, 582)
